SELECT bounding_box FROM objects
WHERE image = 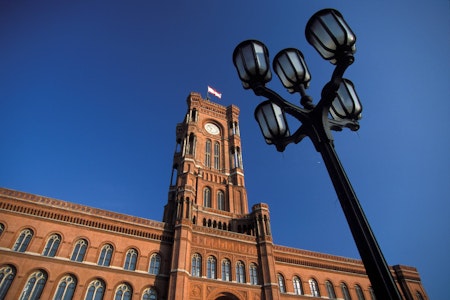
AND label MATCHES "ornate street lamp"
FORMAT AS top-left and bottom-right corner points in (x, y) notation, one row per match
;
(233, 8), (402, 300)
